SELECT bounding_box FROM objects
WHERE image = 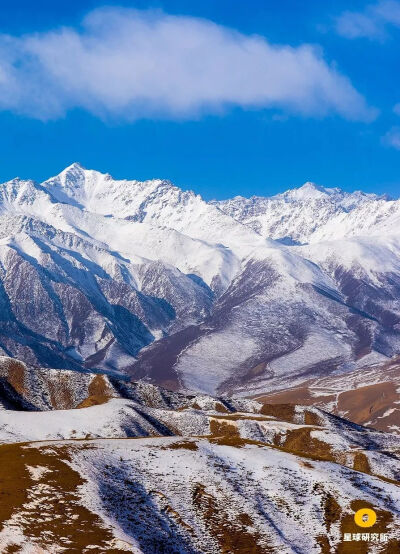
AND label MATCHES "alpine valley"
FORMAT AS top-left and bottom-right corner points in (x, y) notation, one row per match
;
(0, 164), (400, 552)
